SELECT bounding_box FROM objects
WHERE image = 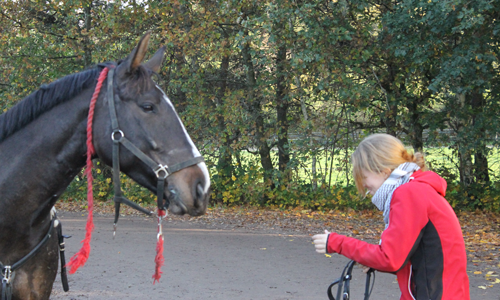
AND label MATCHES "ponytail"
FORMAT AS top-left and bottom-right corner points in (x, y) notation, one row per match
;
(402, 150), (427, 171)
